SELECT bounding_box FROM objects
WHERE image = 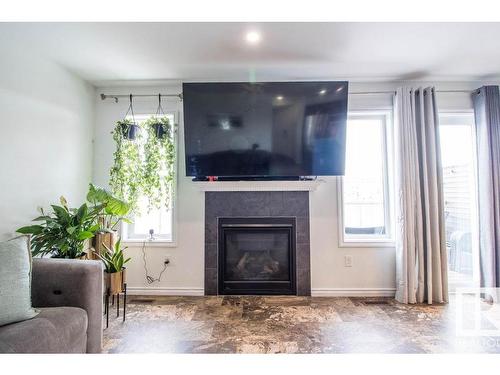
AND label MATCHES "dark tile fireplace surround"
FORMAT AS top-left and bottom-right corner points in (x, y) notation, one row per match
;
(204, 191), (311, 296)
